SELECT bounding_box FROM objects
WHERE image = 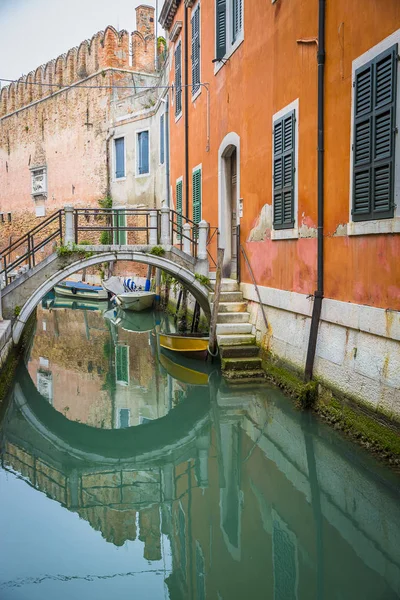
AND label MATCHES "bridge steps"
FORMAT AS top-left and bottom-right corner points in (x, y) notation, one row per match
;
(209, 278), (265, 381)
